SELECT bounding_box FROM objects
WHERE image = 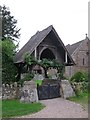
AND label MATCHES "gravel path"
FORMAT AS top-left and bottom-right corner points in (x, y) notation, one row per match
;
(19, 98), (88, 118)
